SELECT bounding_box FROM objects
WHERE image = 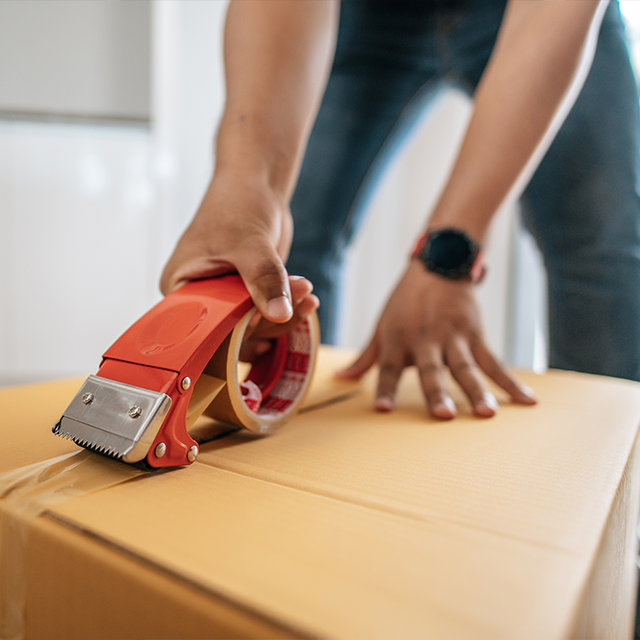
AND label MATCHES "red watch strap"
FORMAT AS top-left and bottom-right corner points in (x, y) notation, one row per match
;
(469, 250), (486, 284)
(411, 233), (428, 259)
